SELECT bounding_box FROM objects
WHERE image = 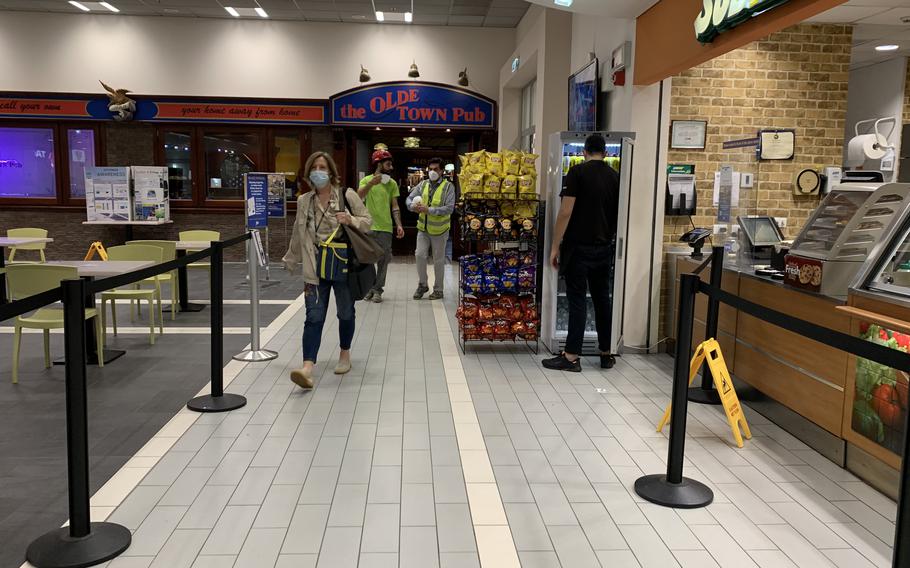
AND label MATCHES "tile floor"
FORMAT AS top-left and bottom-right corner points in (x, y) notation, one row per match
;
(13, 263), (899, 568)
